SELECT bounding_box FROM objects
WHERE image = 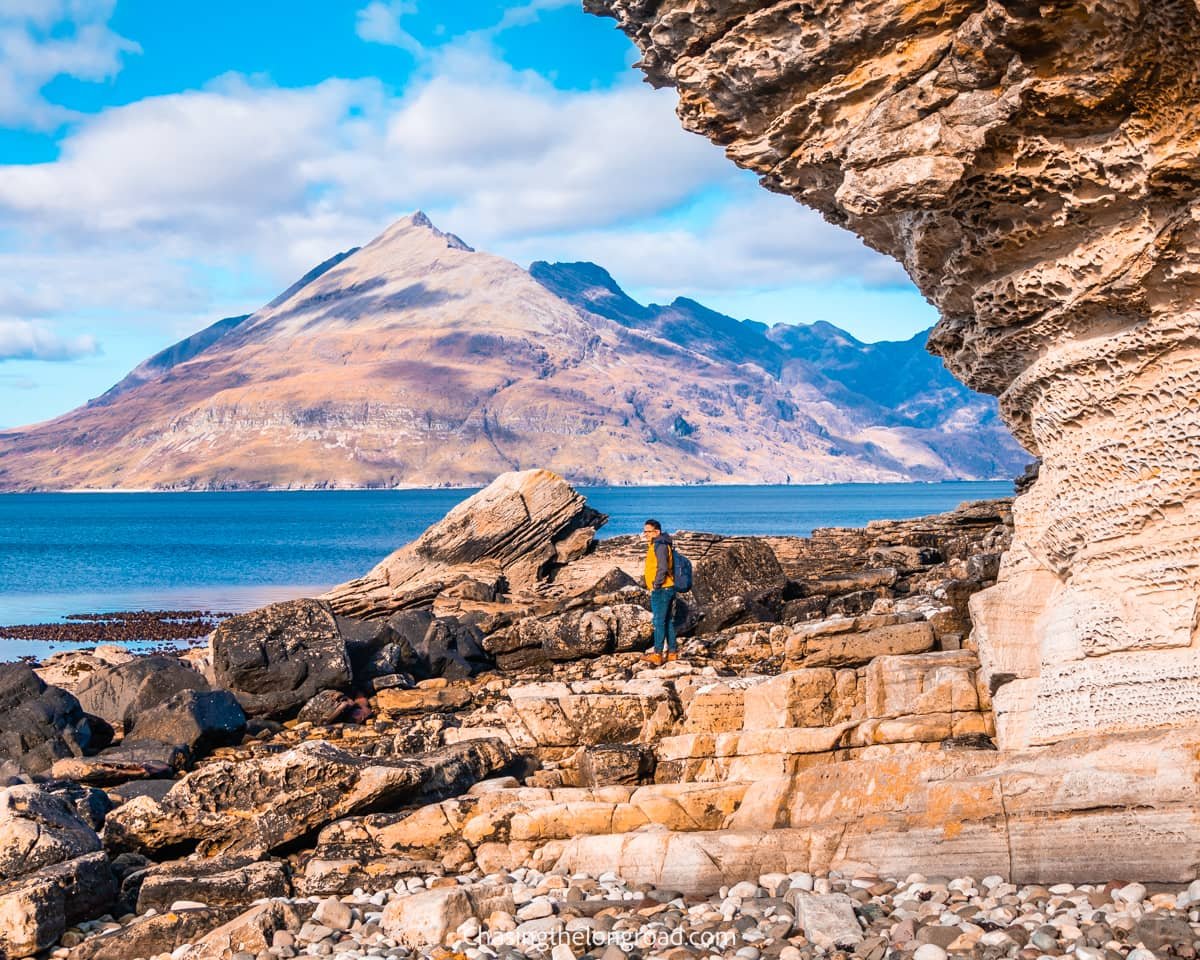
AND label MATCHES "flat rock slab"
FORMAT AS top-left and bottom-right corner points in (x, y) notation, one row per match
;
(786, 890), (864, 948)
(104, 738), (513, 858)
